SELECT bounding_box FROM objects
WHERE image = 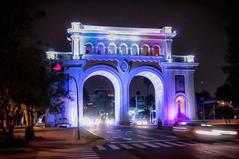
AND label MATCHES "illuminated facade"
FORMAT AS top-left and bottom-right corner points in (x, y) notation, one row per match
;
(46, 22), (199, 126)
